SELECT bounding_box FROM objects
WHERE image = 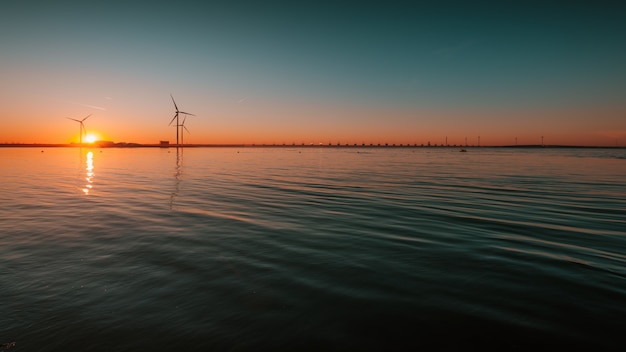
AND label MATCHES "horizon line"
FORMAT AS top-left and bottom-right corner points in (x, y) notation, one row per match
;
(1, 142), (624, 149)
